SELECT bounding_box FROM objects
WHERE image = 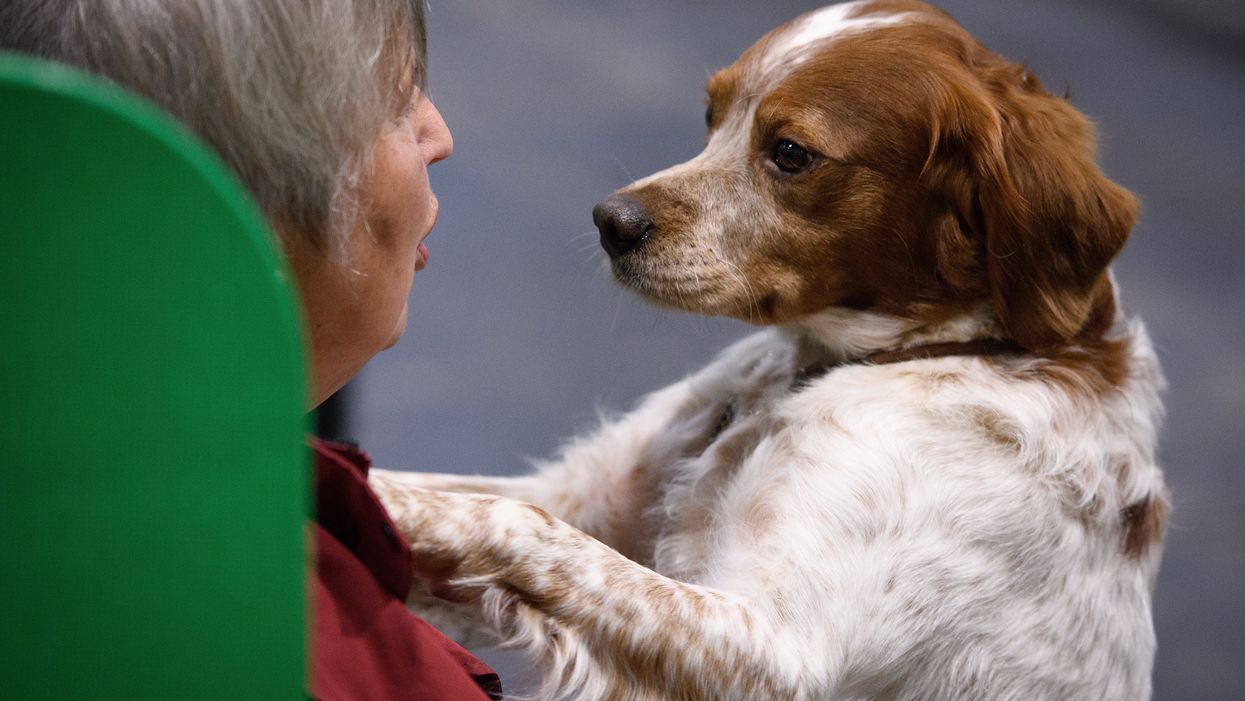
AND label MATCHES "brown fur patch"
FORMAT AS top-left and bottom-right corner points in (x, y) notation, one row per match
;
(522, 502), (557, 528)
(615, 4), (1137, 354)
(963, 405), (1022, 451)
(1121, 496), (1168, 558)
(1016, 277), (1133, 396)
